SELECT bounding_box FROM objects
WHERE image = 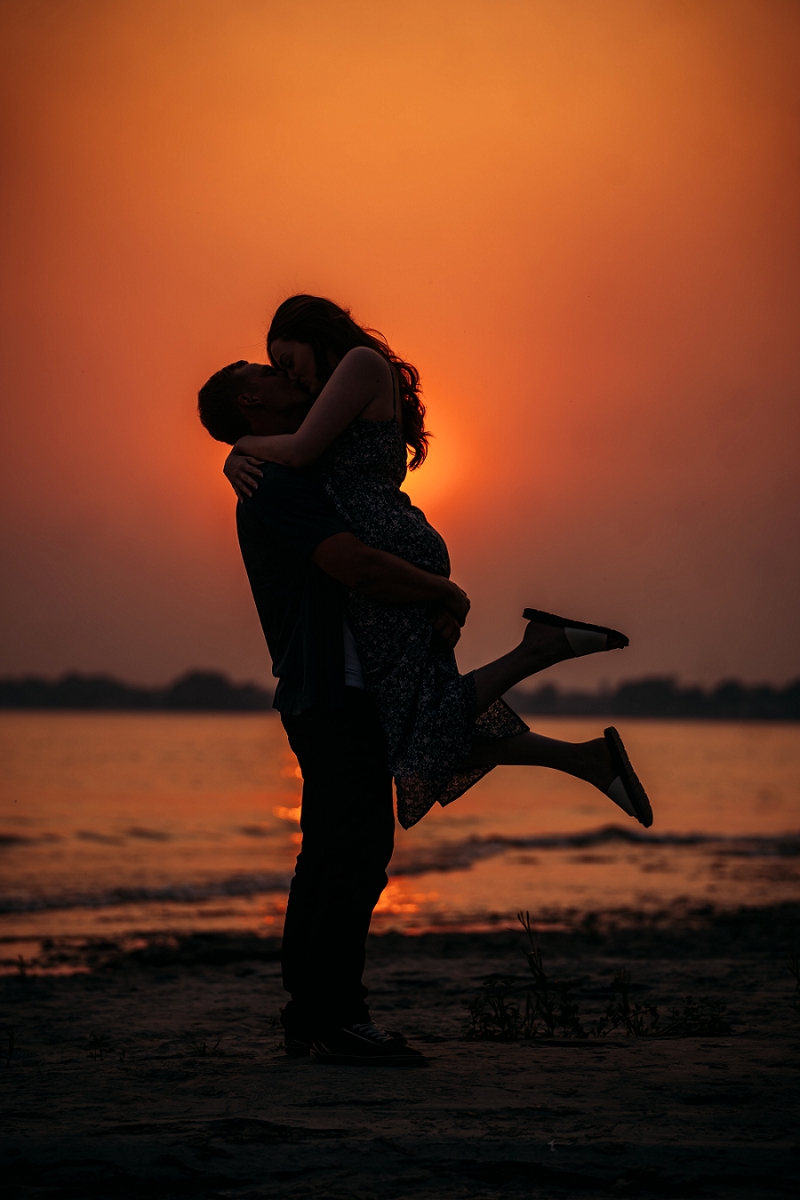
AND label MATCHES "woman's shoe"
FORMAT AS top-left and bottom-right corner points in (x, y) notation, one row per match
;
(522, 608), (629, 656)
(603, 726), (653, 828)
